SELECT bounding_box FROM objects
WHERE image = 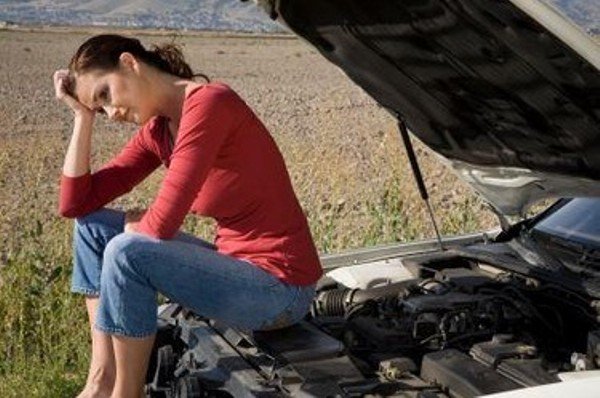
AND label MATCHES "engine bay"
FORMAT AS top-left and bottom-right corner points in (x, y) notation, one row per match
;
(145, 251), (600, 397)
